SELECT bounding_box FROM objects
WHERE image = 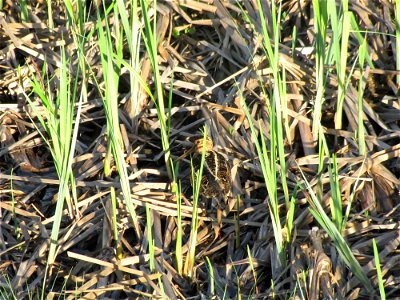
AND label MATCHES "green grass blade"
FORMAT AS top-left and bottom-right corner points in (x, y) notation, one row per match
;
(96, 4), (142, 240)
(373, 239), (386, 300)
(299, 165), (374, 293)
